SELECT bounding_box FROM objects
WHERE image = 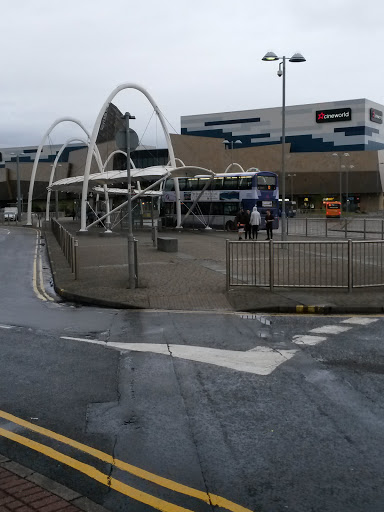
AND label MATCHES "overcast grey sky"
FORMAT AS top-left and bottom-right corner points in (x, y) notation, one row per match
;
(1, 0), (383, 149)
